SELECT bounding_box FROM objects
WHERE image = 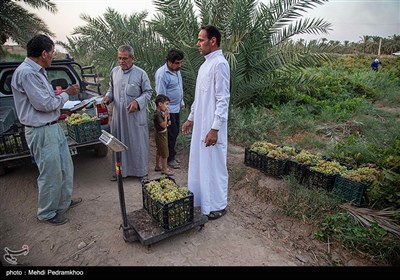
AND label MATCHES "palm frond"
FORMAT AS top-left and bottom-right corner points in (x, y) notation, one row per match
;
(340, 203), (400, 238)
(21, 0), (57, 13)
(0, 1), (54, 46)
(60, 0), (334, 106)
